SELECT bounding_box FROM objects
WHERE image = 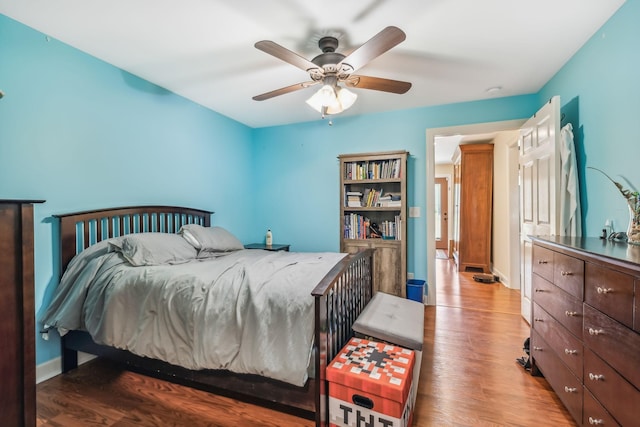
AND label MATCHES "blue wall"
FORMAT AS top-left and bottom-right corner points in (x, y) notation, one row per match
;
(251, 96), (538, 279)
(2, 0), (638, 368)
(539, 0), (640, 237)
(0, 15), (254, 364)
